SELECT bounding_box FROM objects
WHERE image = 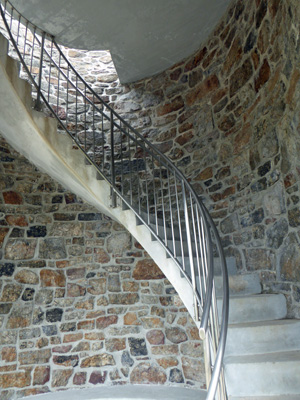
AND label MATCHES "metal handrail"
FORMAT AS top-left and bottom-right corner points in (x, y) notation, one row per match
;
(0, 2), (229, 398)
